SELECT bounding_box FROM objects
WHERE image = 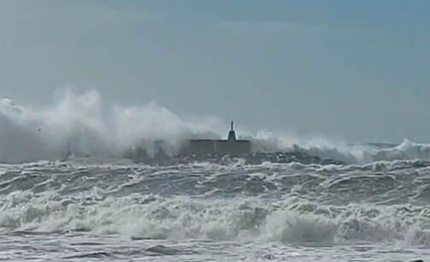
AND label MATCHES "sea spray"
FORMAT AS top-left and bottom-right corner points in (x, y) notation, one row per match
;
(2, 88), (430, 164)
